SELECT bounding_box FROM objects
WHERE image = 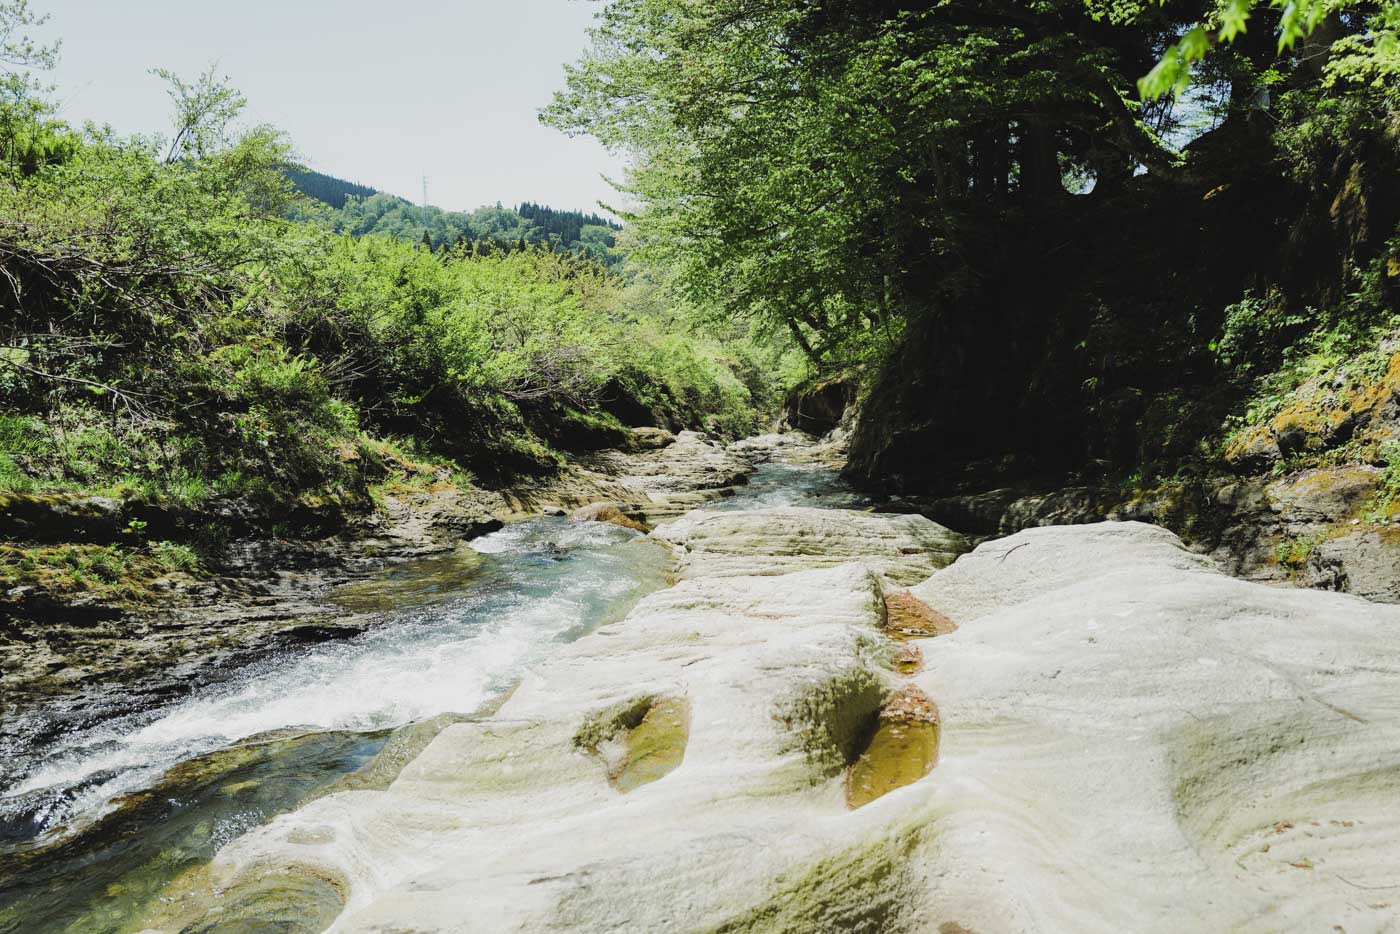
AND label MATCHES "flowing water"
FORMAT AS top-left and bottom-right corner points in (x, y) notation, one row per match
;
(0, 461), (862, 933)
